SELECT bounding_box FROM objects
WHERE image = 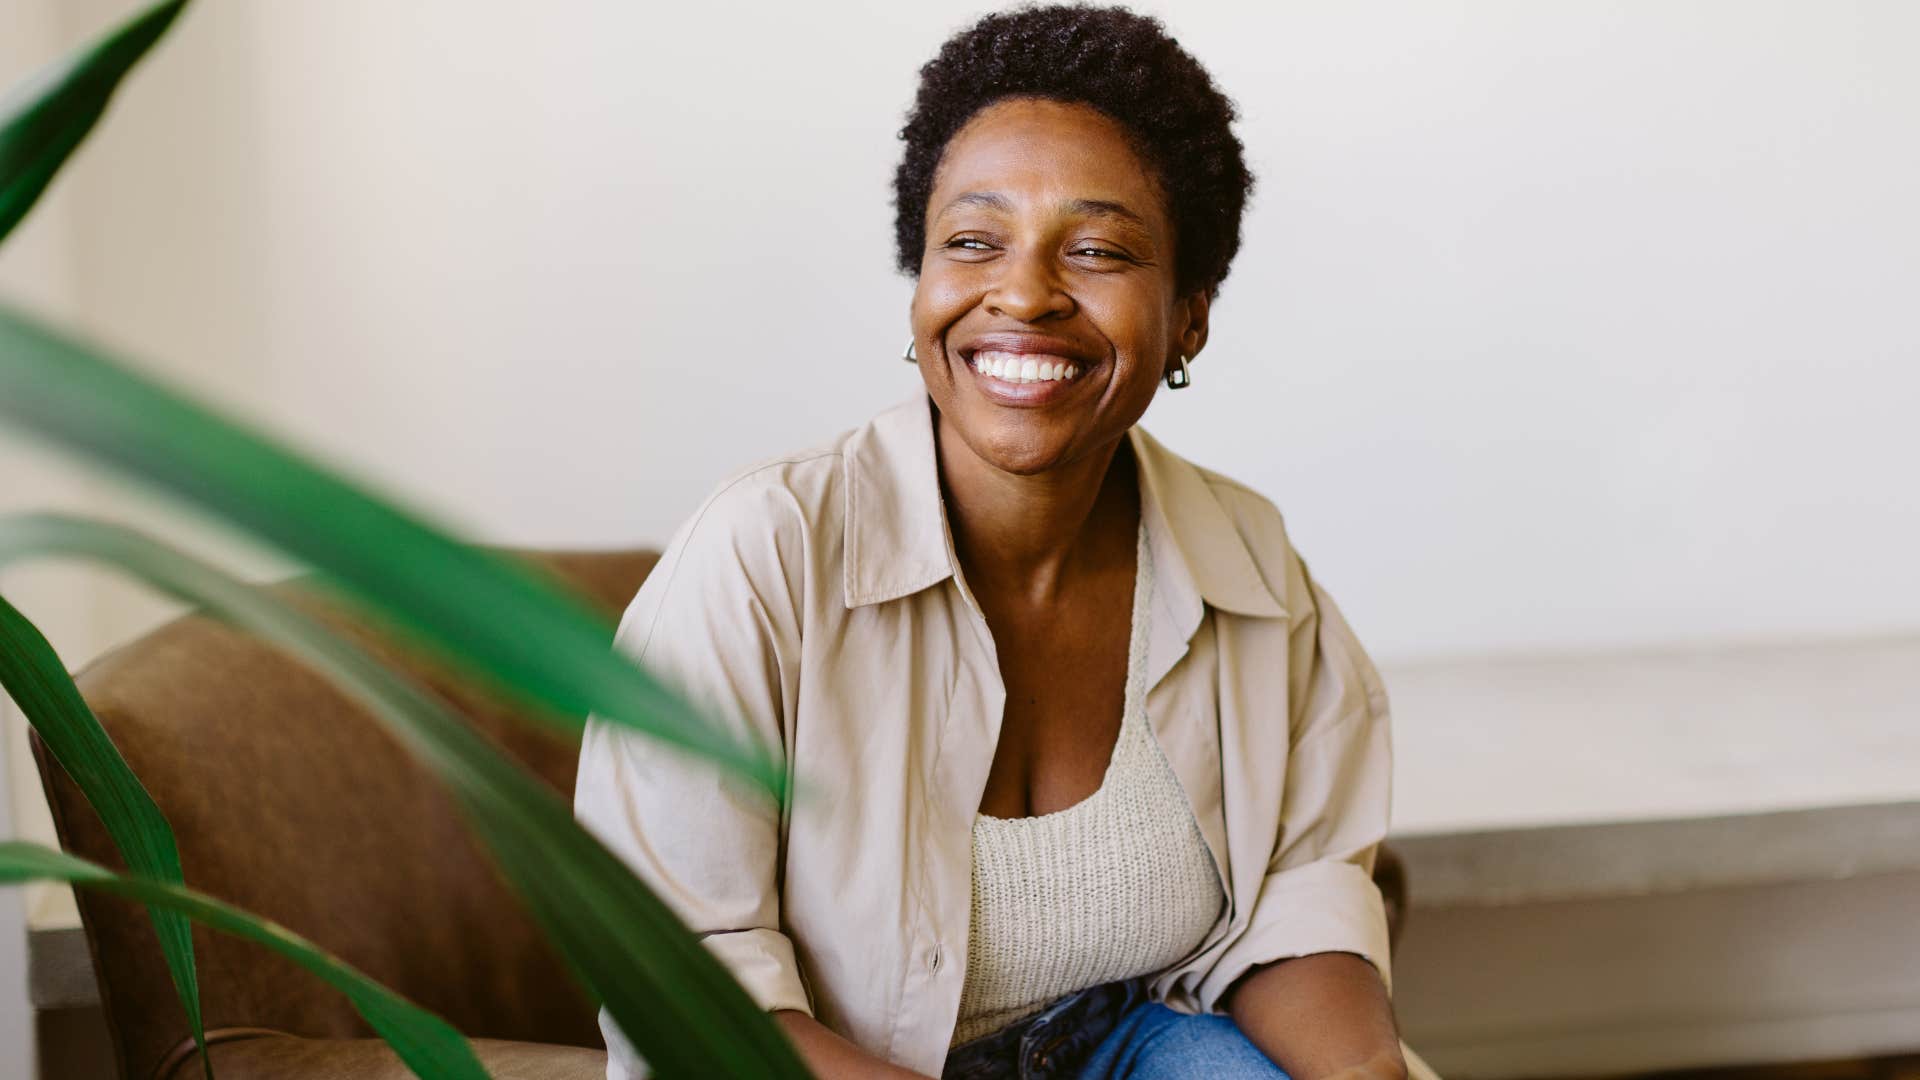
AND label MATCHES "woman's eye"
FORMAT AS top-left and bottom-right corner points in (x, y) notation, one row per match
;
(945, 237), (993, 251)
(1073, 246), (1129, 260)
